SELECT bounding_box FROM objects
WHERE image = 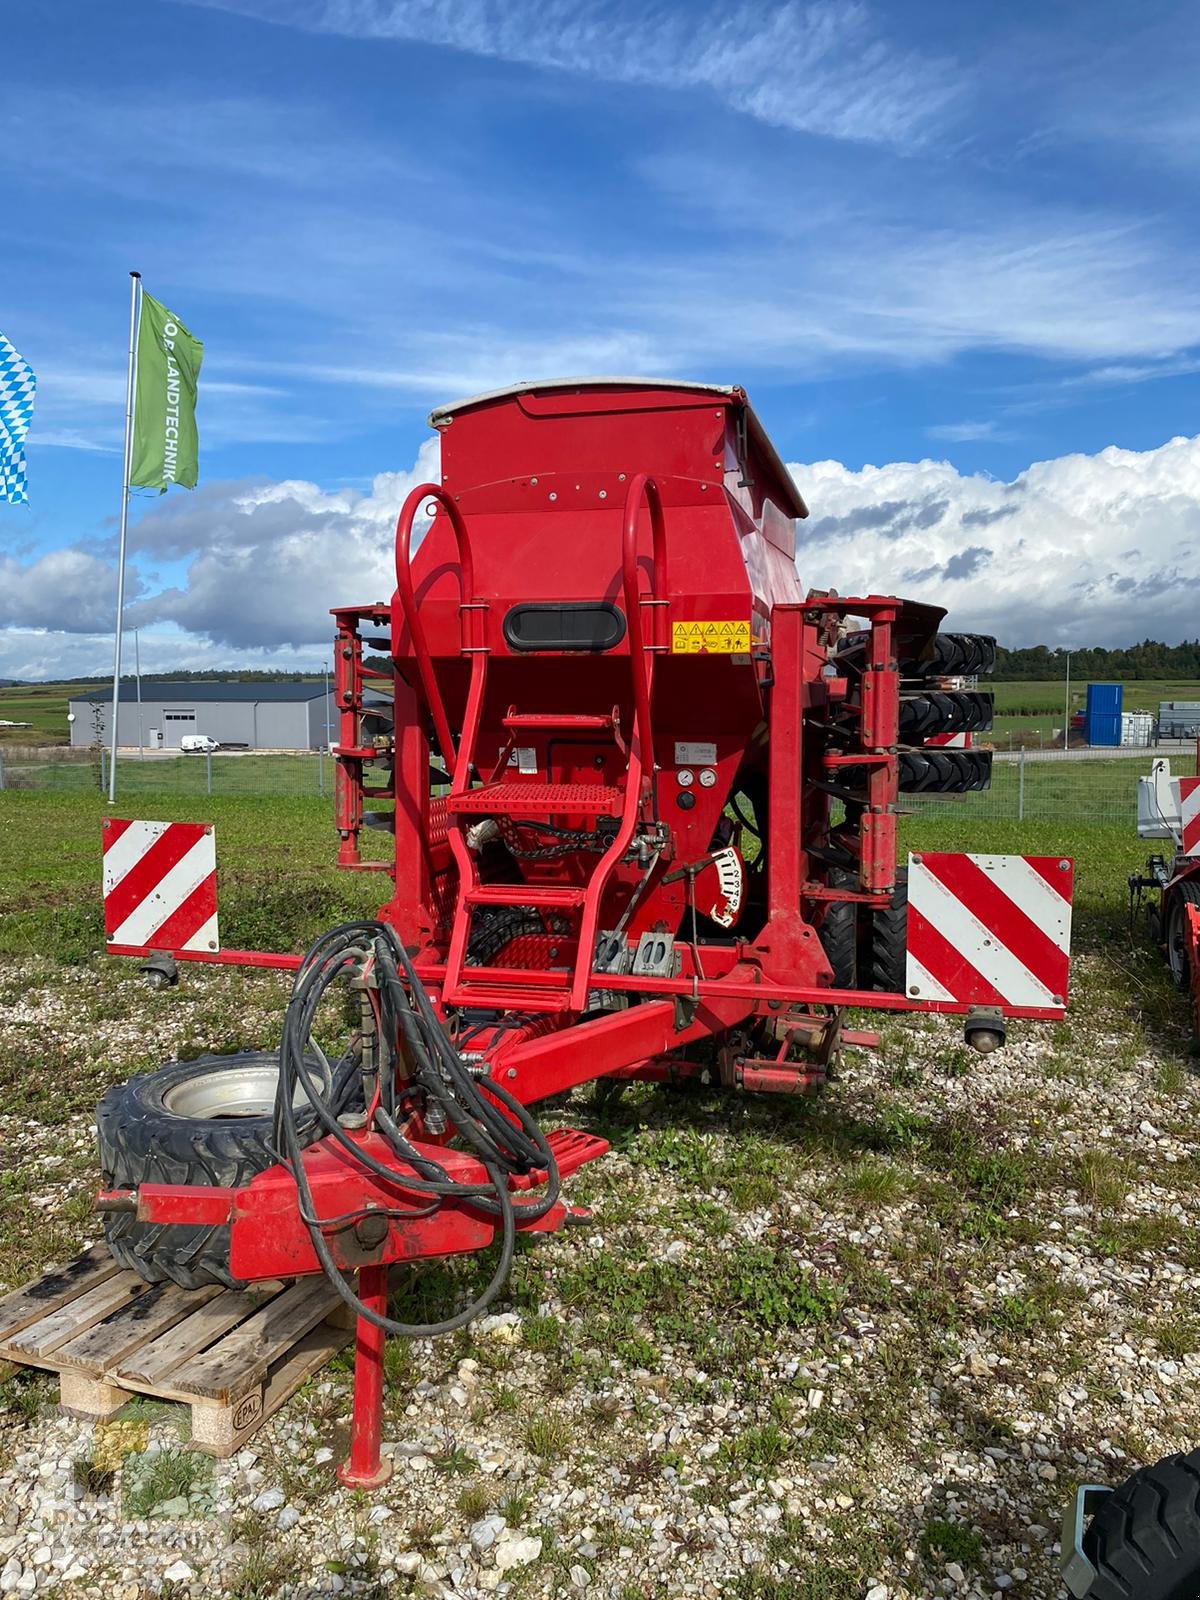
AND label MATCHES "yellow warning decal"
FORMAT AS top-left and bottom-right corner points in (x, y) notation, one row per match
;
(671, 619), (751, 654)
